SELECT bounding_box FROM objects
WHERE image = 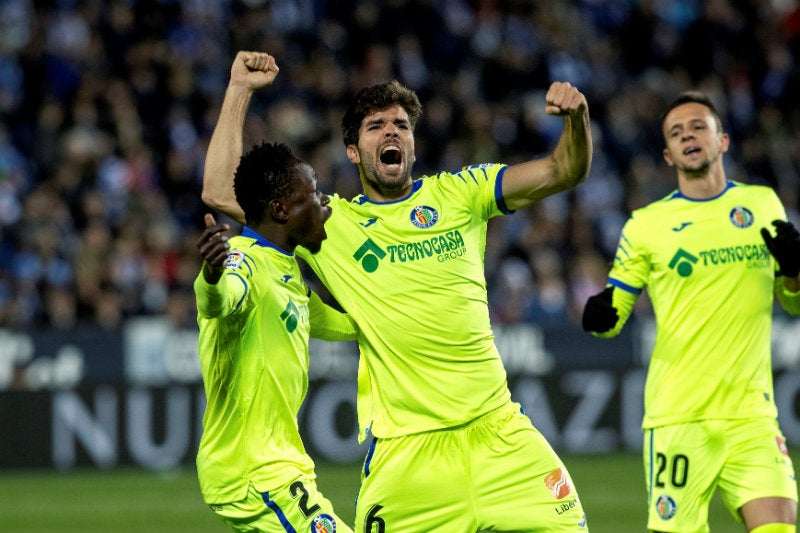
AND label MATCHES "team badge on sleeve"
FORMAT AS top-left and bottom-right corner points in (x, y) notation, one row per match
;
(225, 251), (245, 270)
(410, 205), (438, 229)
